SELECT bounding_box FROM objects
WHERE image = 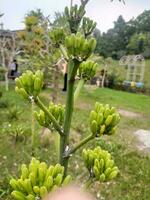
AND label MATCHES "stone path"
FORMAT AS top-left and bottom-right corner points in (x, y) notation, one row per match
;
(118, 109), (150, 153)
(118, 109), (141, 118)
(134, 129), (150, 152)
